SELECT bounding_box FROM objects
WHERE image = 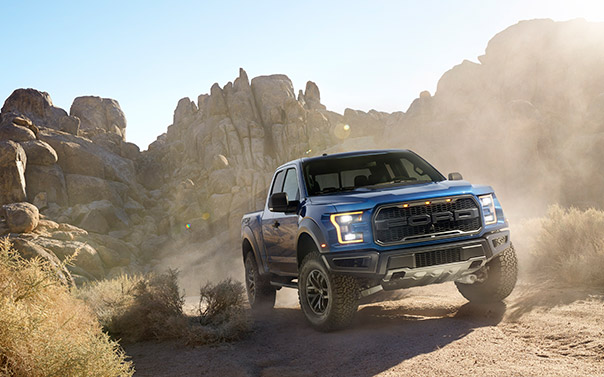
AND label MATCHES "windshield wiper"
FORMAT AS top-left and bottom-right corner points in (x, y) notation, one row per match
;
(316, 186), (356, 195)
(368, 177), (433, 187)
